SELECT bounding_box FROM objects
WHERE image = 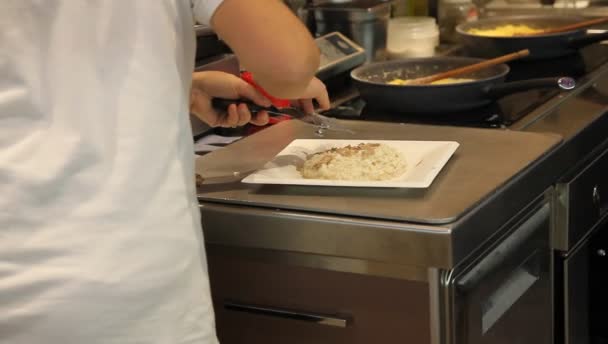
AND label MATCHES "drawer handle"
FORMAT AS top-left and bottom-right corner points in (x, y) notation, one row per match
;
(593, 185), (601, 207)
(224, 301), (350, 328)
(592, 185), (608, 216)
